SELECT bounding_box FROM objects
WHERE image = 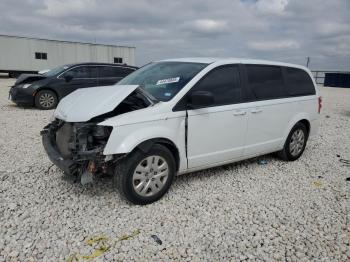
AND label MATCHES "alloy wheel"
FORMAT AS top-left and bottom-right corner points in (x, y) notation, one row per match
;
(289, 129), (305, 156)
